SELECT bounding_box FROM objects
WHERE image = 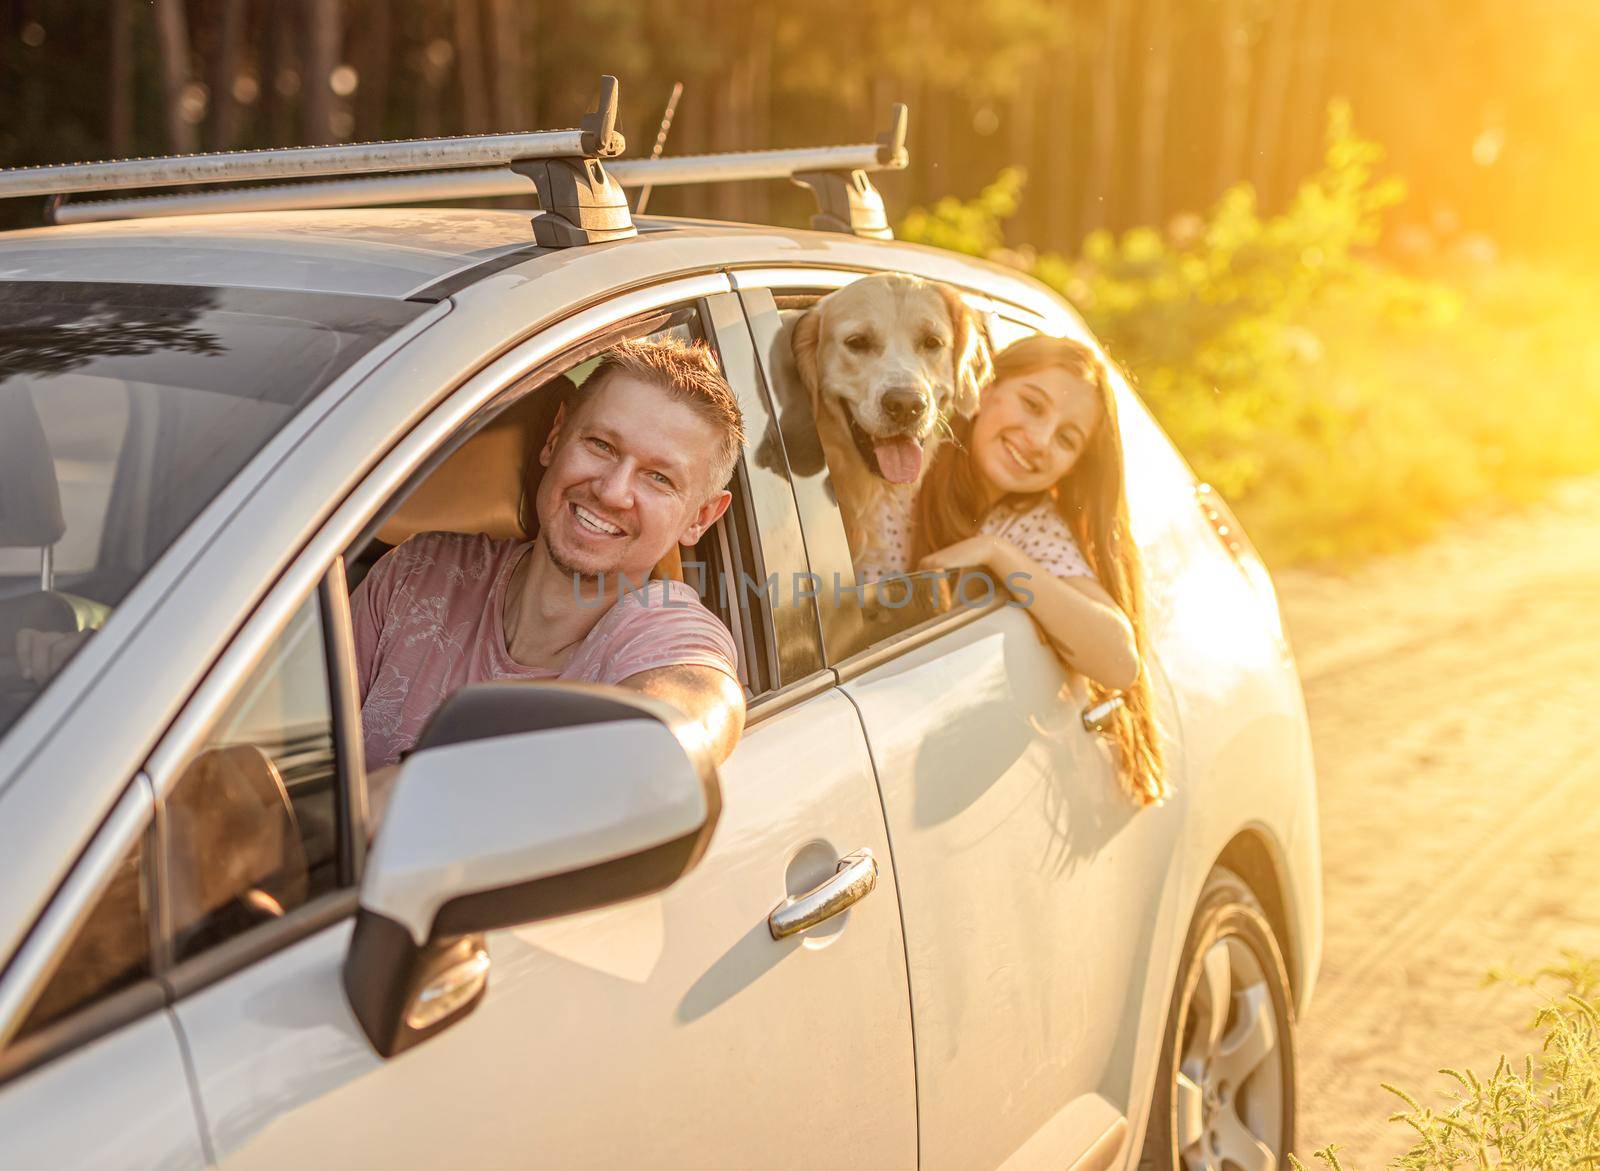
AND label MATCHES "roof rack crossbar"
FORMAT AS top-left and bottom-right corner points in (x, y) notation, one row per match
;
(0, 129), (614, 200)
(51, 137), (910, 227)
(27, 95), (911, 242)
(51, 168), (526, 222)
